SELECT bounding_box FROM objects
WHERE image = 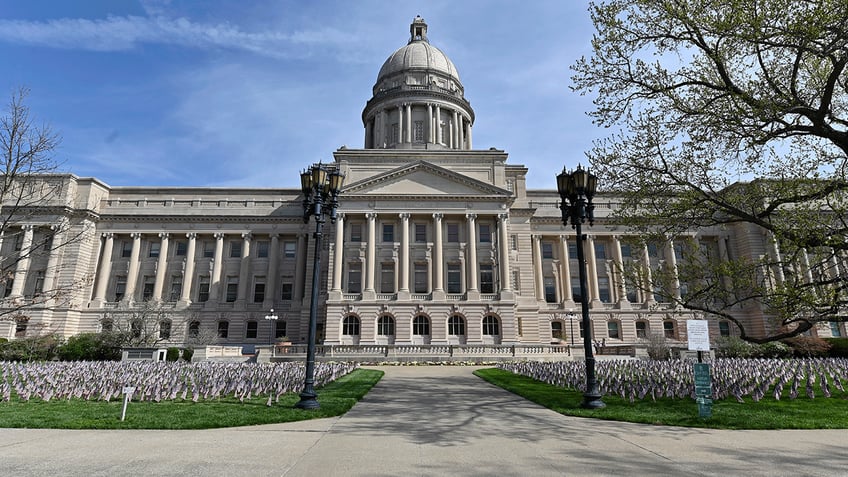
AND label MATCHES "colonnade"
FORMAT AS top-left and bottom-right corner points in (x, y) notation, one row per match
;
(3, 224), (65, 302)
(91, 231), (307, 308)
(364, 102), (472, 149)
(331, 212), (510, 297)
